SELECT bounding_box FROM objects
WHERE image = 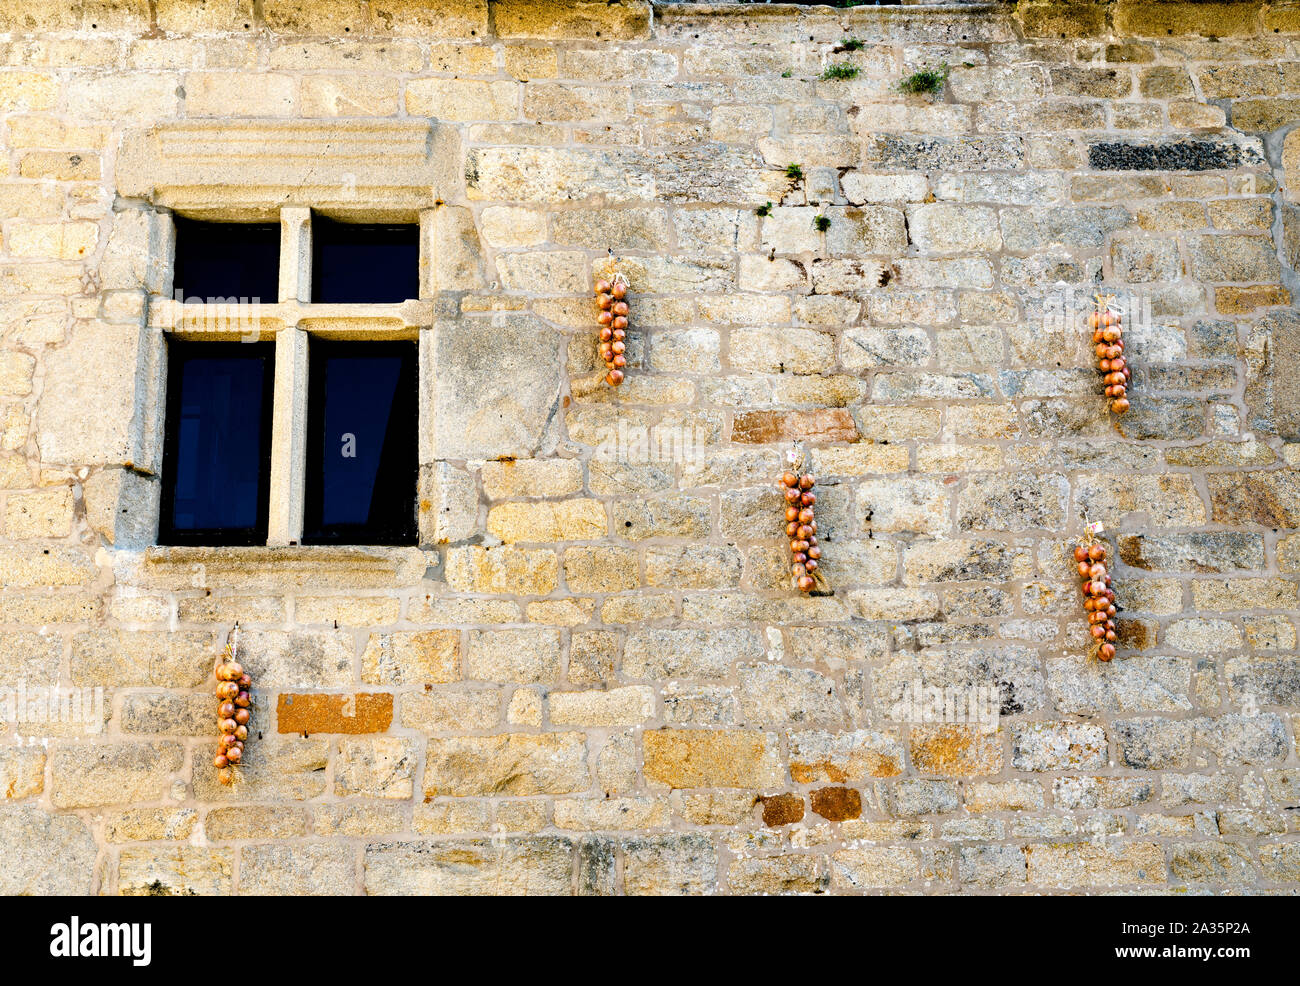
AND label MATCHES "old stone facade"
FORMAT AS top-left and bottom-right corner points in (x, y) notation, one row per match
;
(3, 0), (1300, 895)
